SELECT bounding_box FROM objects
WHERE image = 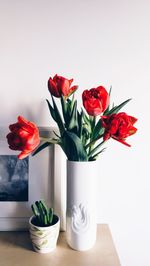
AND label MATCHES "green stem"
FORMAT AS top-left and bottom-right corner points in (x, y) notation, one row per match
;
(88, 116), (96, 154)
(88, 140), (106, 158)
(89, 115), (96, 128)
(85, 134), (103, 150)
(40, 137), (60, 144)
